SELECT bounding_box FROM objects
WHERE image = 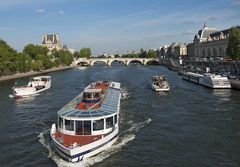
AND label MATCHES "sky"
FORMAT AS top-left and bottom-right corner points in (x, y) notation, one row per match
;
(0, 0), (240, 55)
